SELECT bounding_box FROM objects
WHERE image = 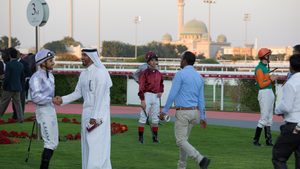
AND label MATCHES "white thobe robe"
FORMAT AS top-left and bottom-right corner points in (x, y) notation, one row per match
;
(62, 64), (112, 169)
